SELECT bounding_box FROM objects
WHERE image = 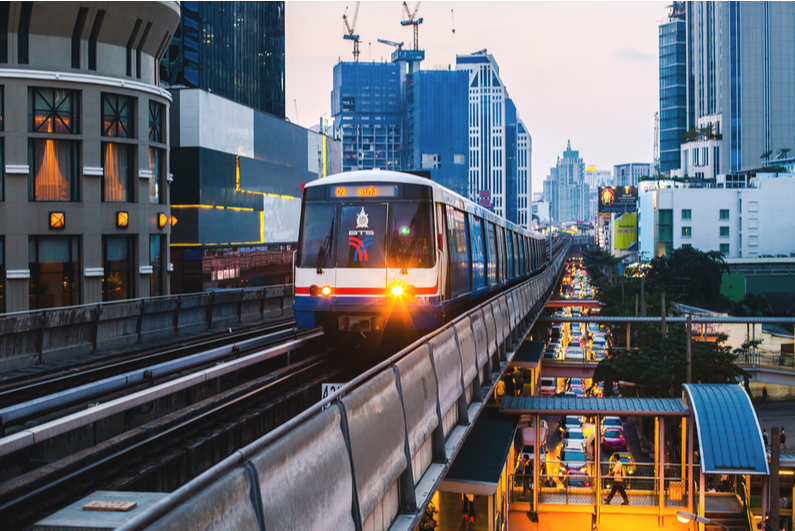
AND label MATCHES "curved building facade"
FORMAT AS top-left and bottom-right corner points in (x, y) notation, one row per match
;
(0, 2), (180, 312)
